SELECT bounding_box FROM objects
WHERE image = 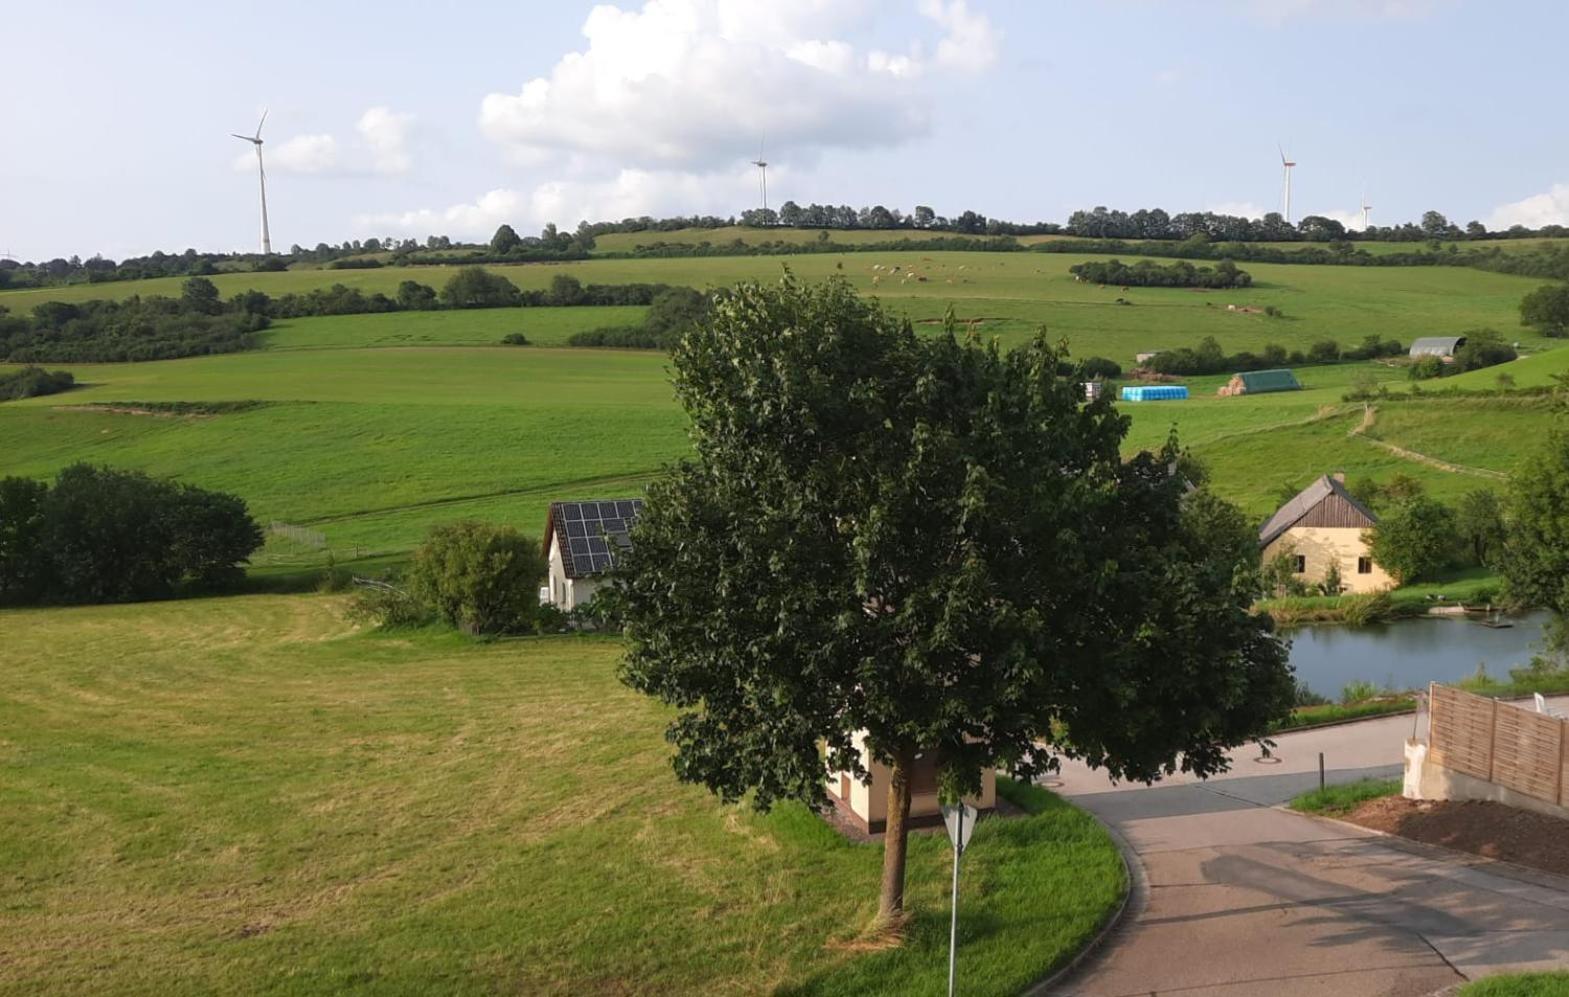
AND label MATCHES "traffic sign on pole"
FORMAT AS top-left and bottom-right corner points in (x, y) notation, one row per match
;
(942, 802), (978, 997)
